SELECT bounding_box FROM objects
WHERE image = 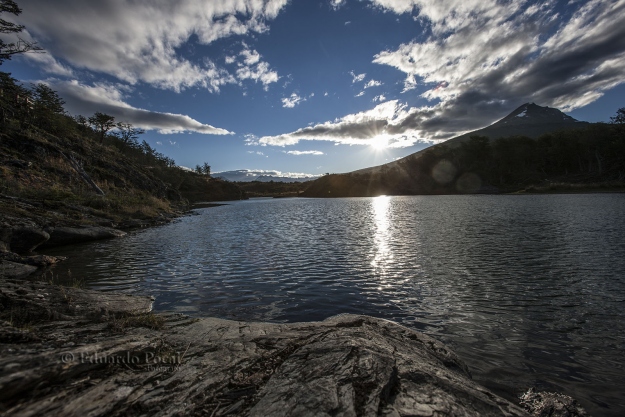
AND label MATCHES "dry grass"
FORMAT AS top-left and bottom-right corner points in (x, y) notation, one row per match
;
(108, 312), (166, 332)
